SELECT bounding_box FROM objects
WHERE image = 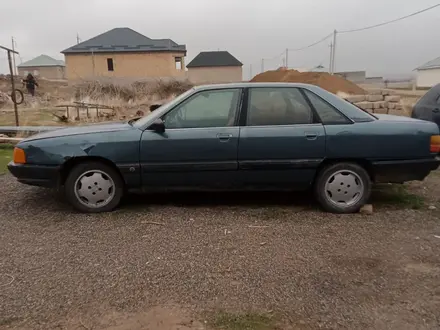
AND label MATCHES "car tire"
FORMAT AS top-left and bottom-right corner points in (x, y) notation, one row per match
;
(65, 162), (124, 213)
(315, 162), (371, 214)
